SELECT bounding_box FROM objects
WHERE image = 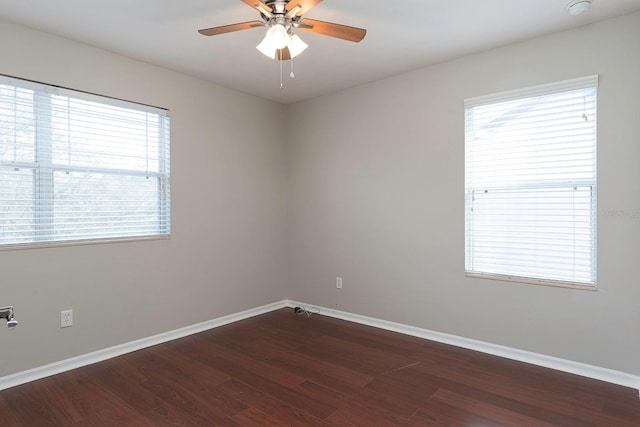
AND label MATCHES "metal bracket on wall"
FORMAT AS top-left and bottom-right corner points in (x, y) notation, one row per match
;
(0, 306), (18, 329)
